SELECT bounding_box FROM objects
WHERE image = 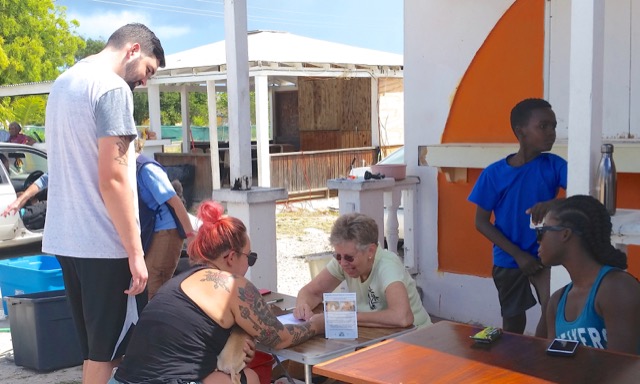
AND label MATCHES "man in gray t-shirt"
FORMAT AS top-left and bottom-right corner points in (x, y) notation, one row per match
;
(43, 23), (165, 384)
